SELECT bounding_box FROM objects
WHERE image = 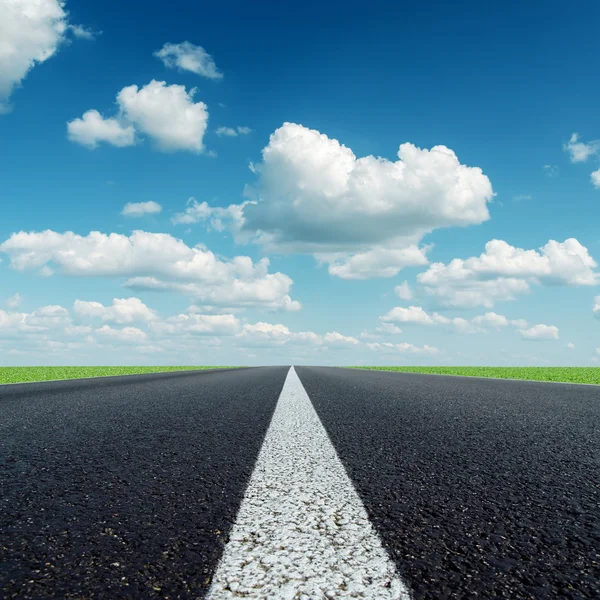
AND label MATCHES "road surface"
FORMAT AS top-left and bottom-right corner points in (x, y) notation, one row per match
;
(1, 366), (598, 598)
